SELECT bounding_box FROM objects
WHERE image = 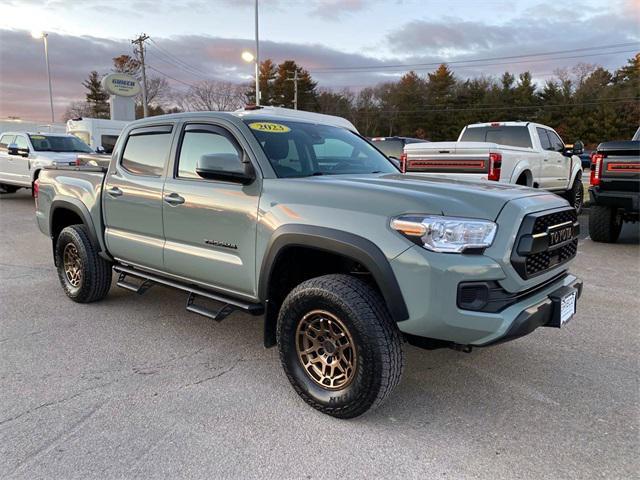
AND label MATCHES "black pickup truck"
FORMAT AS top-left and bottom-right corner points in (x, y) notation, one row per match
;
(588, 128), (640, 242)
